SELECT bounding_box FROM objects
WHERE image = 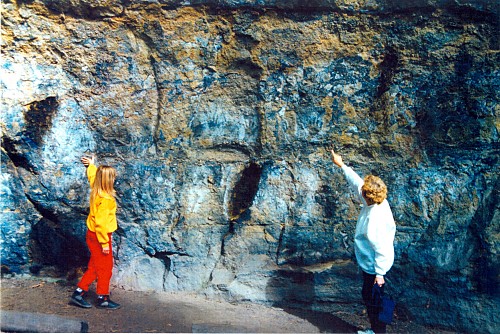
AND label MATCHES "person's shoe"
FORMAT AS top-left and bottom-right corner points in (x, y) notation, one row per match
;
(357, 330), (375, 334)
(70, 290), (92, 308)
(96, 295), (121, 309)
